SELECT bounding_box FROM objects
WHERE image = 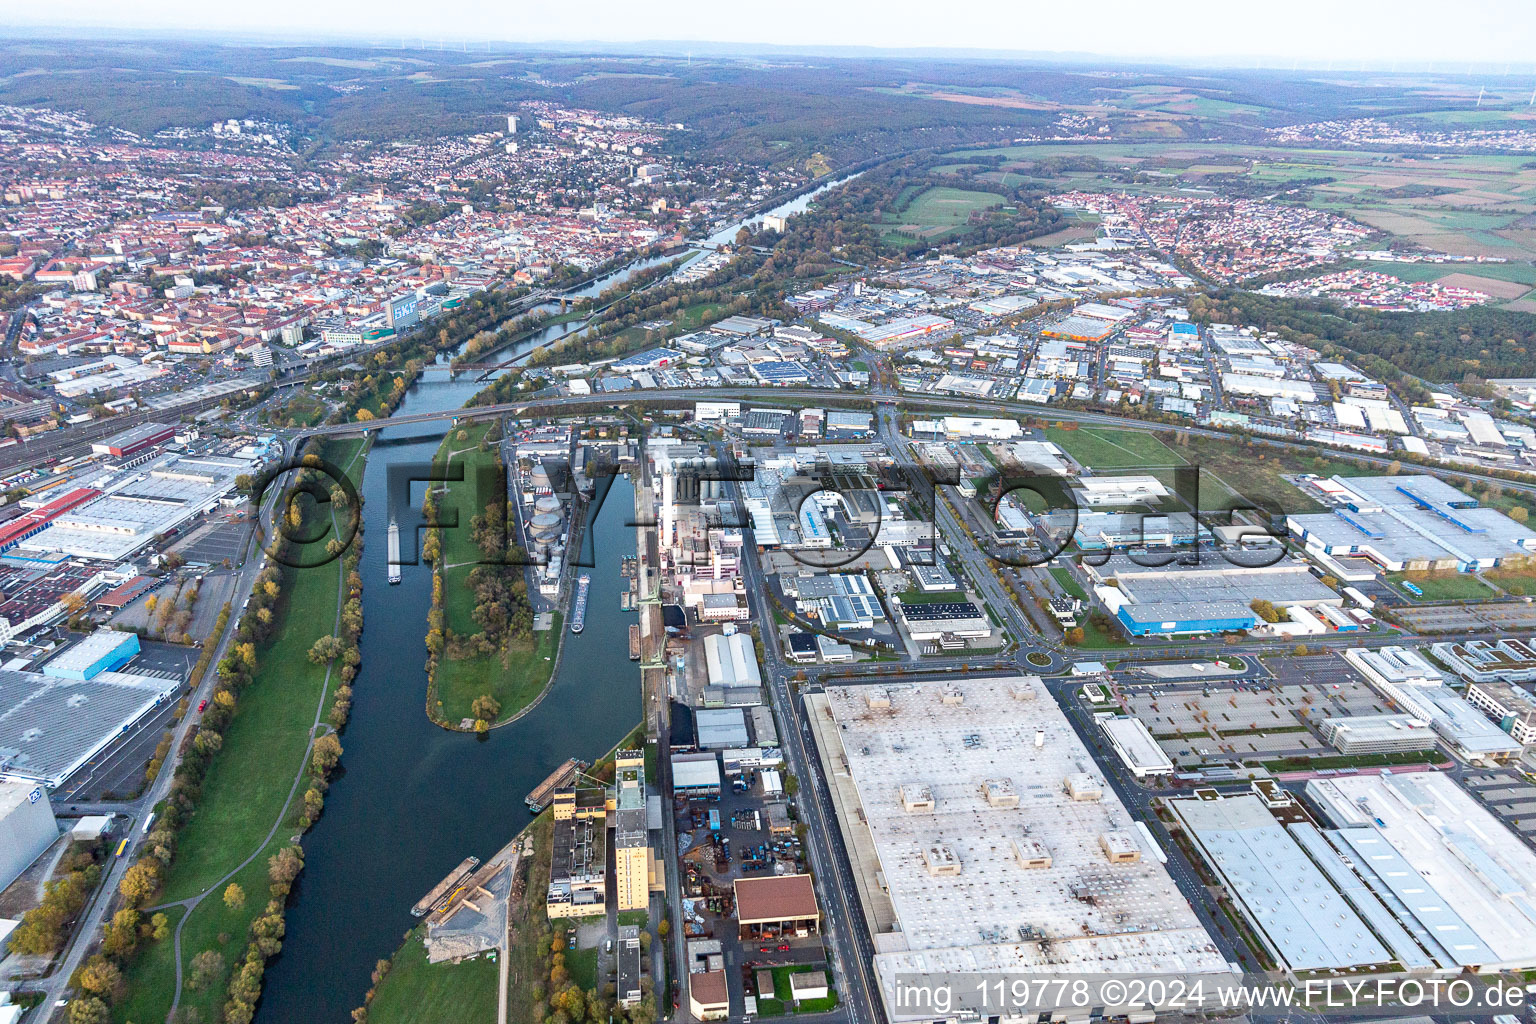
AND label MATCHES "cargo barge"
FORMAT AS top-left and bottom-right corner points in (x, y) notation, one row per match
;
(526, 757), (588, 813)
(570, 573), (590, 633)
(410, 856), (479, 917)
